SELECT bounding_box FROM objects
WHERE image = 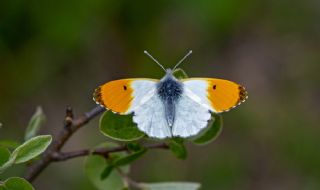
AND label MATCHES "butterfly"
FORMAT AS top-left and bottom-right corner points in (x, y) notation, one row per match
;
(93, 50), (248, 139)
